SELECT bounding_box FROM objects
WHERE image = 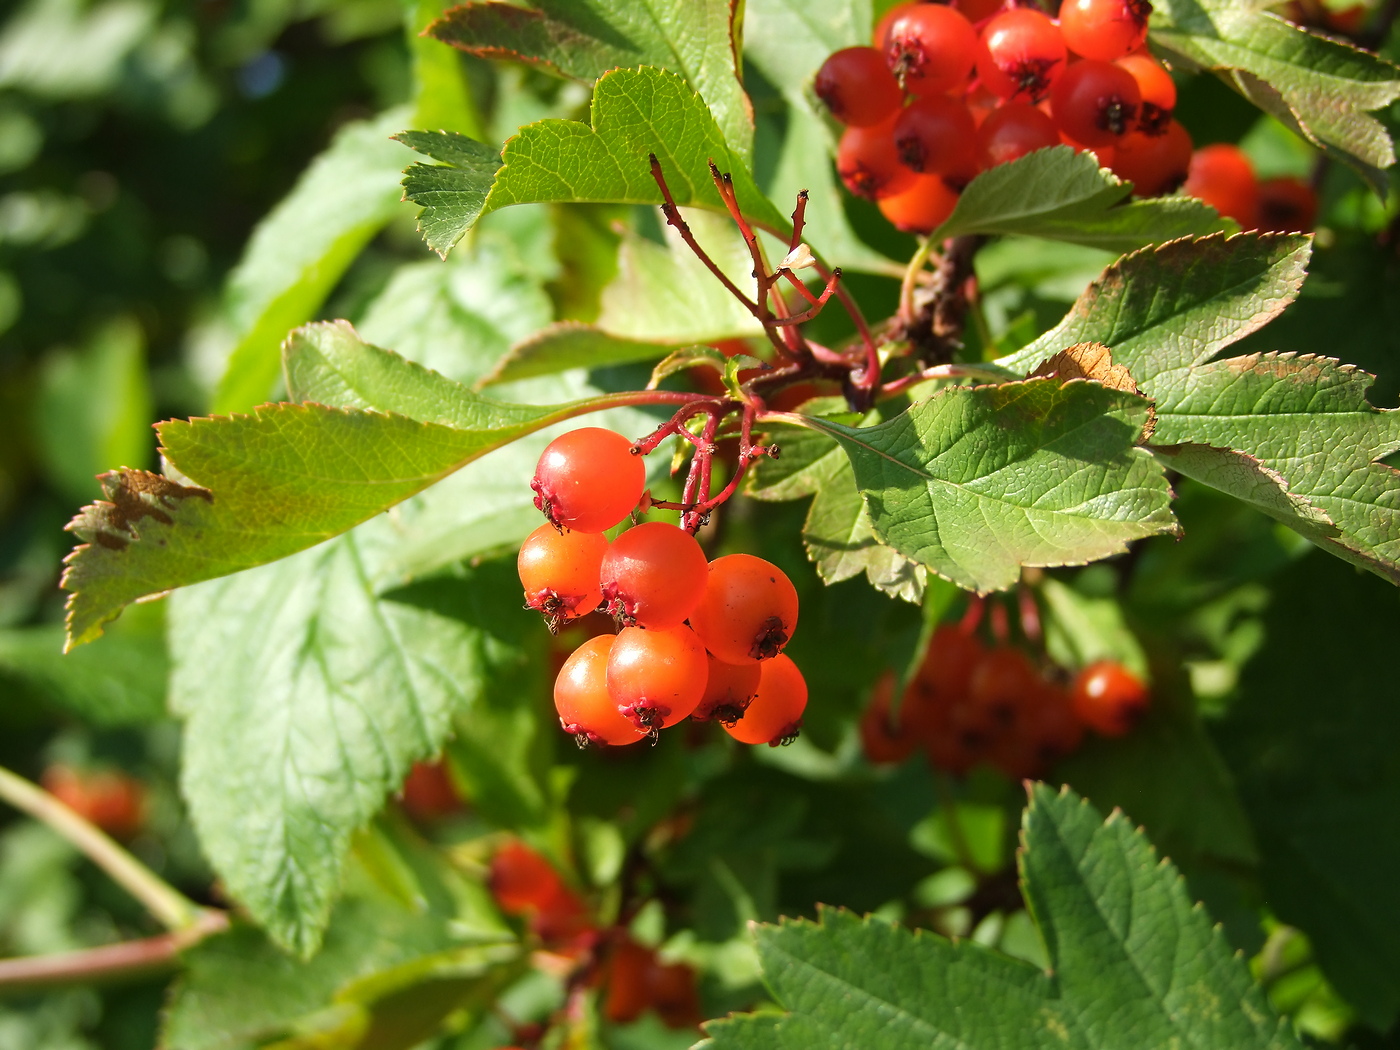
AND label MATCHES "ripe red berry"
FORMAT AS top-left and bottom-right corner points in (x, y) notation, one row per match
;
(874, 2), (918, 49)
(1049, 59), (1142, 146)
(518, 523), (607, 631)
(598, 521), (708, 629)
(1111, 119), (1192, 195)
(859, 671), (918, 765)
(1060, 0), (1153, 61)
(1256, 176), (1318, 232)
(968, 646), (1040, 729)
(724, 654), (808, 746)
(694, 653), (761, 725)
(489, 840), (593, 944)
(977, 9), (1068, 102)
(976, 102), (1061, 167)
(555, 635), (646, 746)
(532, 427), (646, 533)
(956, 0), (1008, 21)
(915, 625), (984, 699)
(816, 46), (904, 127)
(1071, 660), (1149, 735)
(837, 114), (919, 199)
(885, 4), (979, 96)
(878, 172), (961, 233)
(1115, 52), (1175, 133)
(399, 760), (462, 821)
(604, 937), (701, 1029)
(893, 96), (979, 176)
(607, 625), (708, 730)
(1182, 143), (1259, 226)
(43, 765), (145, 839)
(690, 553), (799, 665)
